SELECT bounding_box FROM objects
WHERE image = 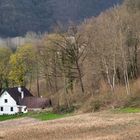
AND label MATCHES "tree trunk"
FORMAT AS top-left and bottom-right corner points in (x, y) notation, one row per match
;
(76, 60), (84, 94)
(36, 64), (40, 97)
